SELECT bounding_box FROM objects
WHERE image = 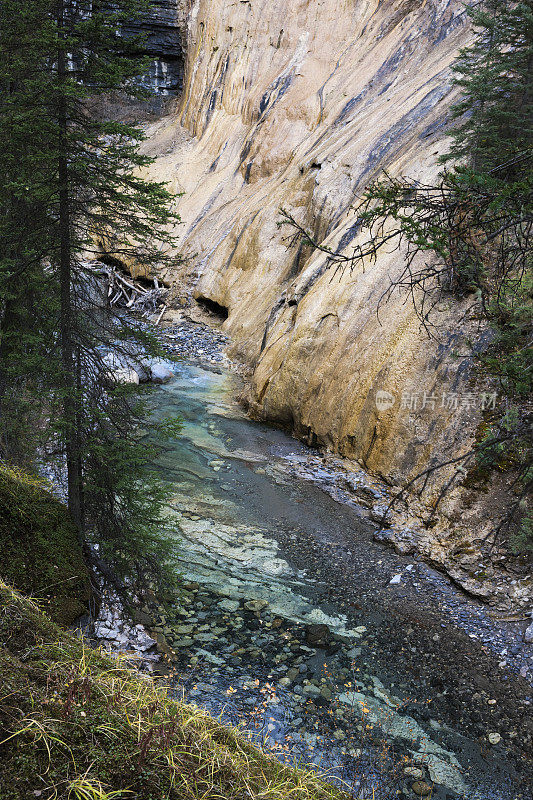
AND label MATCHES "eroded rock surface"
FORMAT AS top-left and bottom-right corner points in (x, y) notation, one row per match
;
(134, 2), (530, 602)
(125, 0), (189, 95)
(143, 0), (474, 485)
